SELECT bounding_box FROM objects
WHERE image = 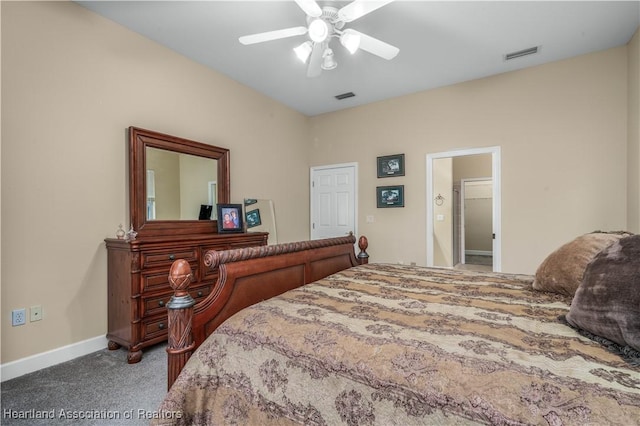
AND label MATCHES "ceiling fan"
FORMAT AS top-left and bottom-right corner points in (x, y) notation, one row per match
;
(239, 0), (399, 77)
